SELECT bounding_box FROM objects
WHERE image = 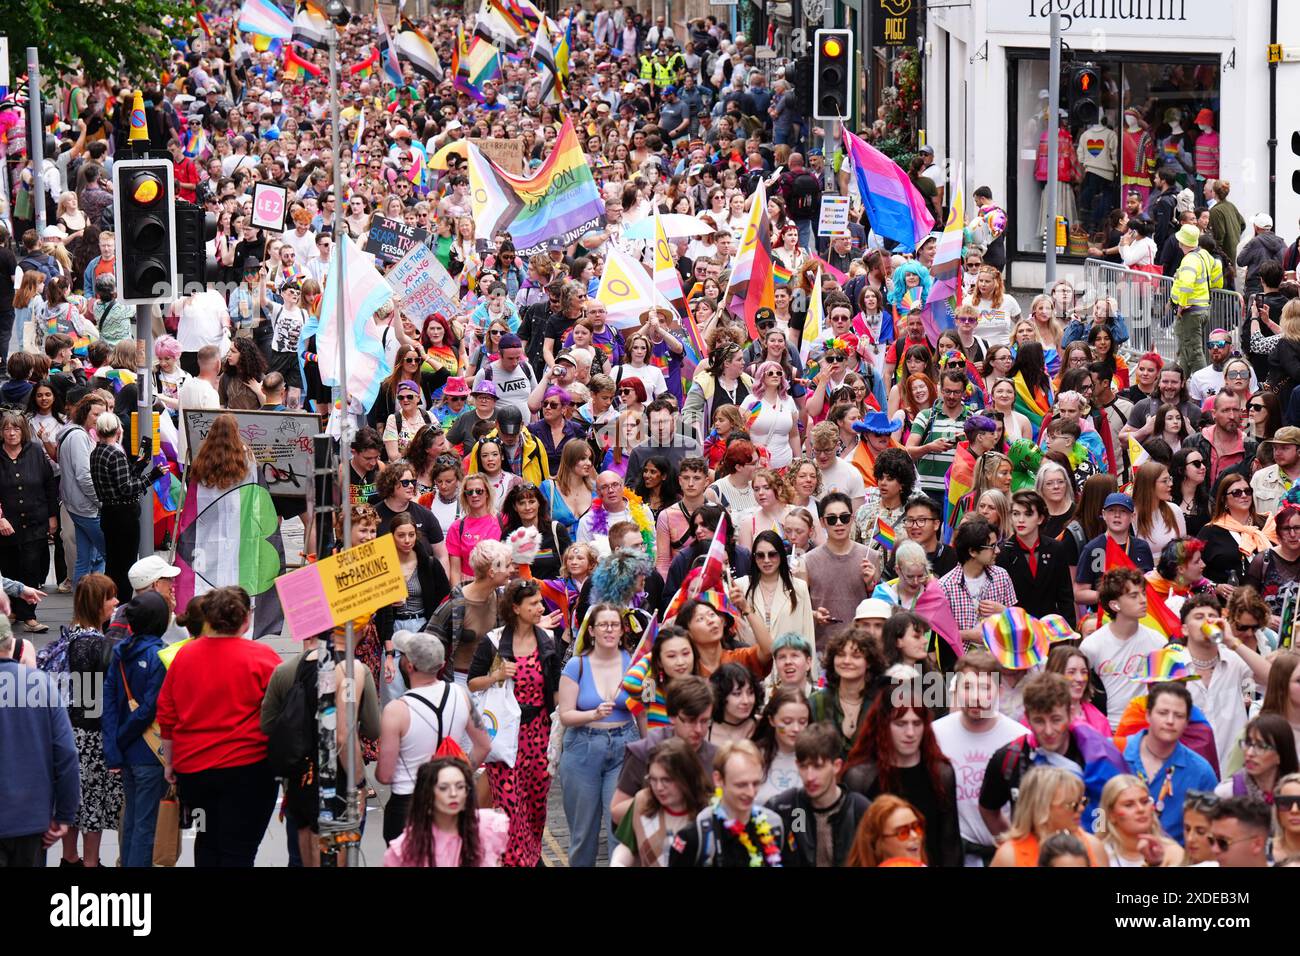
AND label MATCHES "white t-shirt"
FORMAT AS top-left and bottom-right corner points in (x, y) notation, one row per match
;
(1187, 647), (1258, 778)
(740, 394), (799, 468)
(176, 376), (220, 462)
(933, 712), (1027, 865)
(282, 228), (317, 265)
(429, 494), (462, 538)
(820, 459), (867, 502)
(473, 361), (535, 416)
(613, 363), (667, 400)
(972, 297), (1021, 347)
(756, 749), (801, 807)
(176, 290), (229, 352)
(1080, 623), (1168, 730)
